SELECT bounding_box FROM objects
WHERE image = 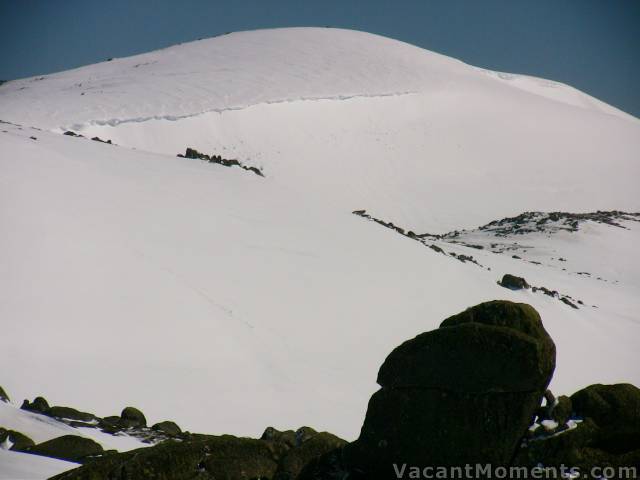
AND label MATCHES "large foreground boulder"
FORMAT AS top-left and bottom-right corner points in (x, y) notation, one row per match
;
(347, 300), (555, 477)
